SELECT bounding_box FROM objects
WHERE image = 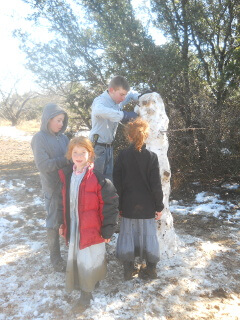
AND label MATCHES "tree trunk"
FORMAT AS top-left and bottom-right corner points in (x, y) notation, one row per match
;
(135, 92), (178, 259)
